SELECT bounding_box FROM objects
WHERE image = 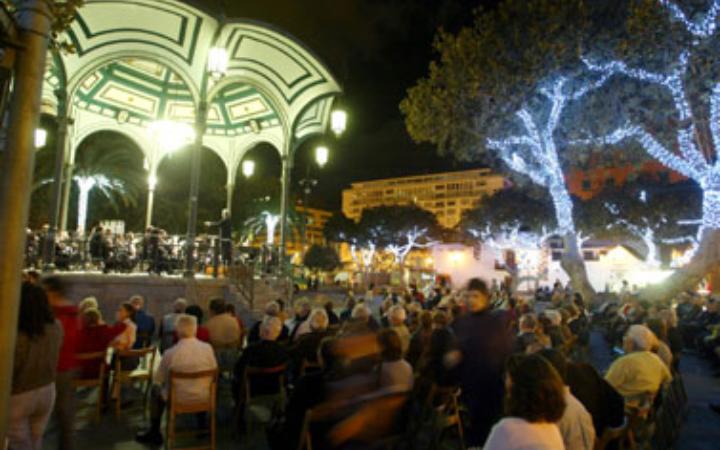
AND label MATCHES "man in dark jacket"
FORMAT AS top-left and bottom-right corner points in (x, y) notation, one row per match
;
(451, 278), (514, 447)
(233, 316), (289, 400)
